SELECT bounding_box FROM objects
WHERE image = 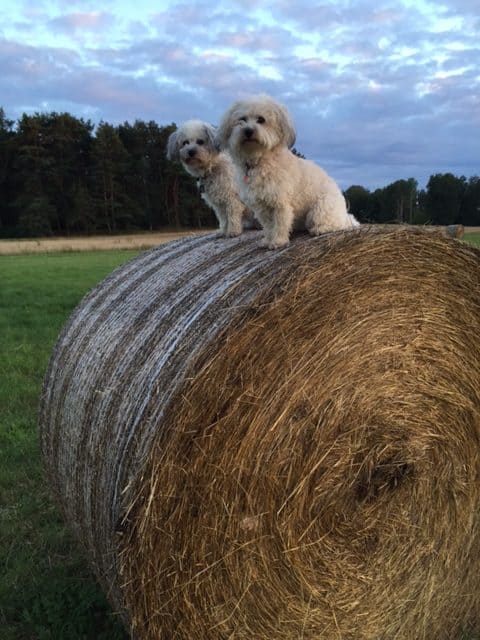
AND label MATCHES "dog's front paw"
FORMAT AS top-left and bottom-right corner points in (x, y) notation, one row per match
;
(224, 227), (242, 238)
(259, 236), (289, 249)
